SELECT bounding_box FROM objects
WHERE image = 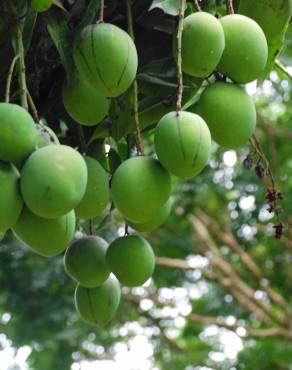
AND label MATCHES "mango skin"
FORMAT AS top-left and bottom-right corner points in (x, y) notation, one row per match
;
(75, 157), (109, 220)
(73, 23), (138, 97)
(196, 82), (256, 149)
(155, 111), (211, 179)
(0, 103), (37, 164)
(64, 236), (110, 288)
(106, 235), (155, 287)
(219, 14), (268, 83)
(0, 163), (23, 233)
(20, 145), (87, 219)
(182, 12), (225, 78)
(74, 276), (121, 326)
(111, 157), (171, 223)
(126, 198), (172, 232)
(32, 0), (53, 12)
(13, 208), (76, 257)
(62, 75), (109, 126)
